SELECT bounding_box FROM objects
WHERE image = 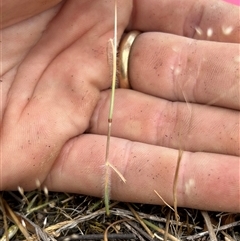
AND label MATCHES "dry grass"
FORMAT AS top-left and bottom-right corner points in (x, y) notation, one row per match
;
(0, 191), (240, 241)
